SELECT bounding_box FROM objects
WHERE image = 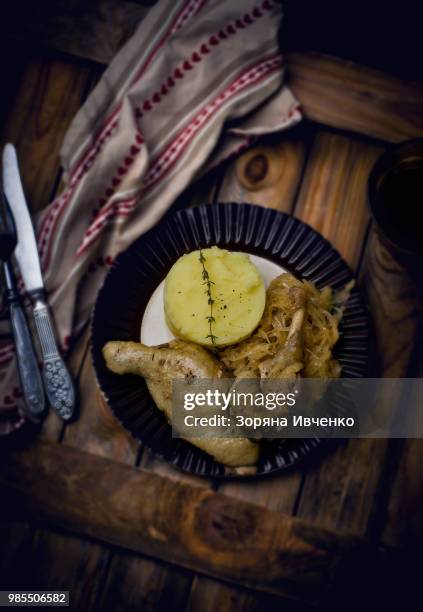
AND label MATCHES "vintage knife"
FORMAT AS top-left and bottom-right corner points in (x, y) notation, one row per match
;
(0, 190), (45, 422)
(2, 144), (75, 420)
